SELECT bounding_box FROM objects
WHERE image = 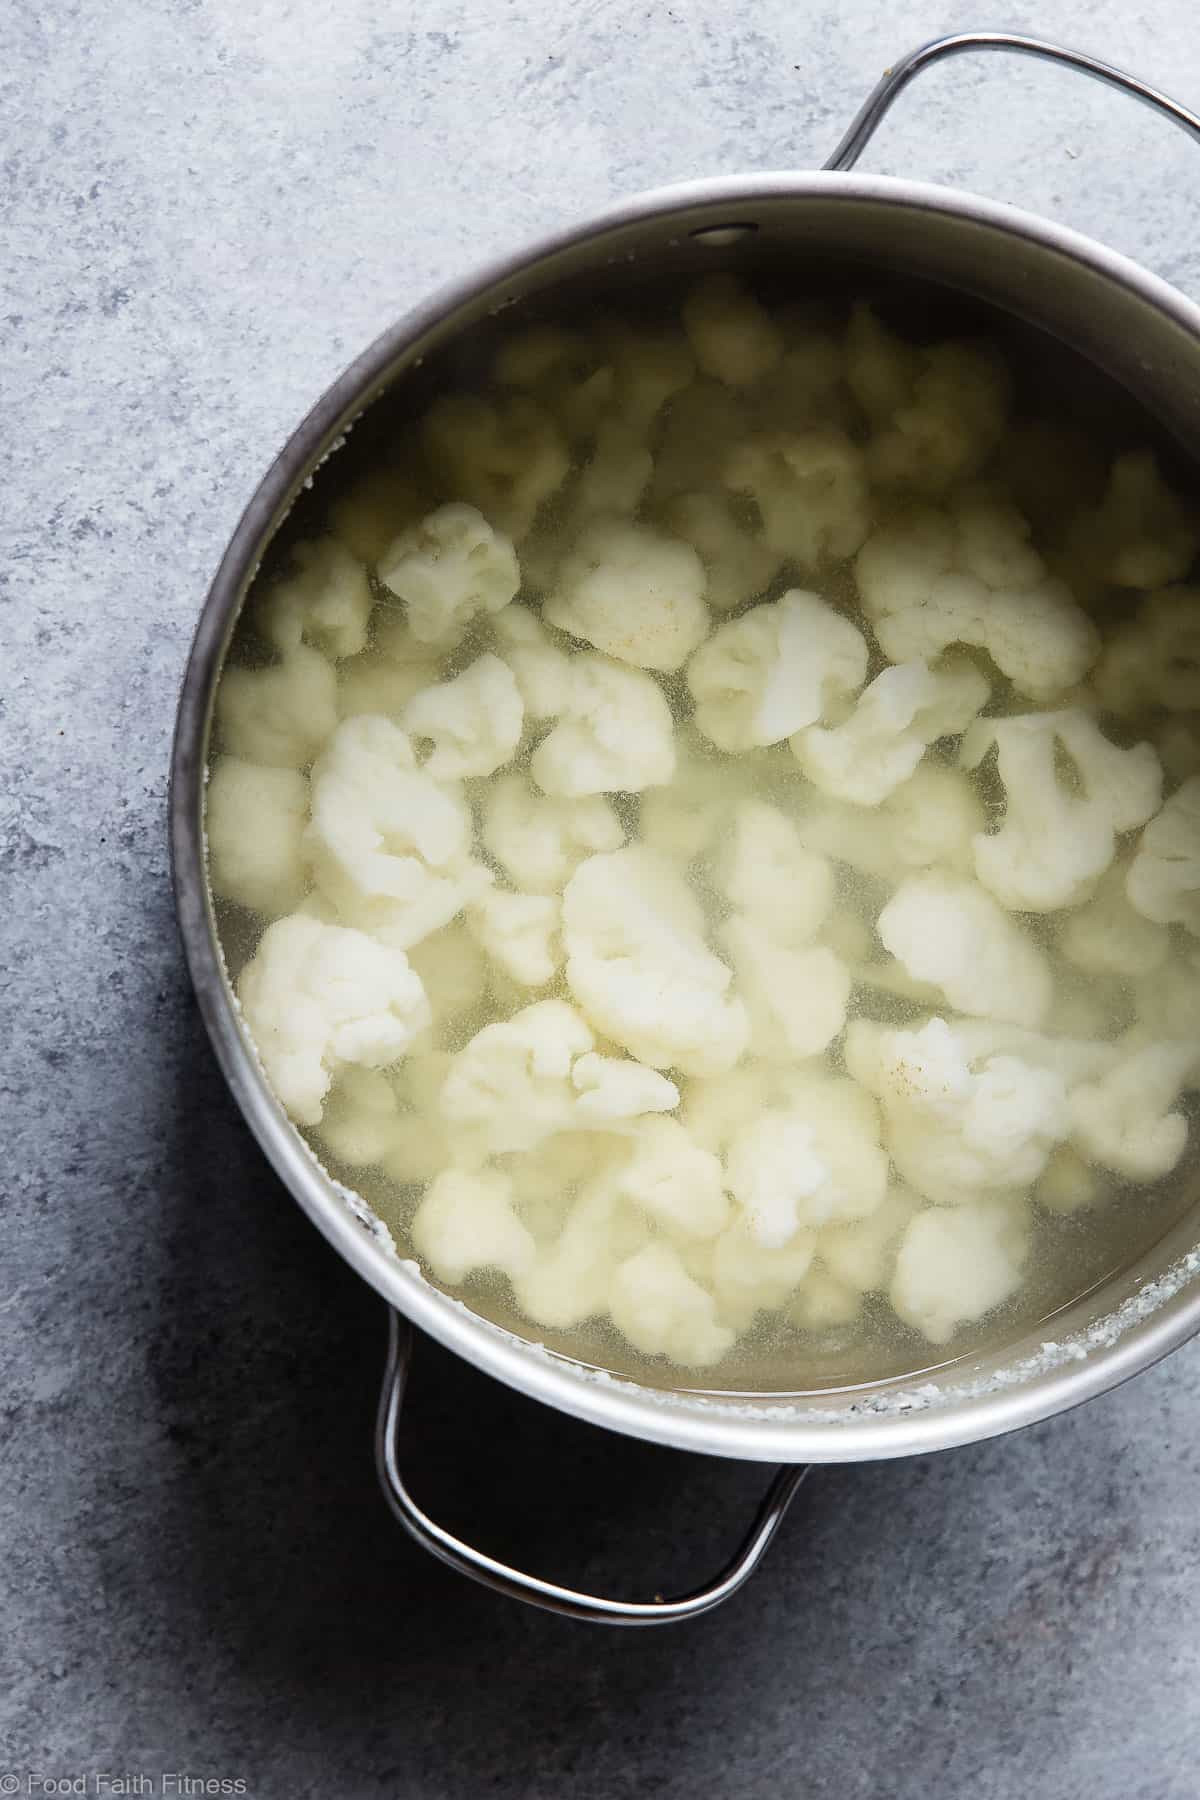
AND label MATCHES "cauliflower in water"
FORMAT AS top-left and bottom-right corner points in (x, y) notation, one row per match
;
(681, 274), (783, 387)
(1069, 1041), (1195, 1180)
(725, 427), (872, 570)
(481, 775), (624, 894)
(890, 1198), (1030, 1344)
(570, 1054), (680, 1123)
(609, 1243), (734, 1367)
(877, 872), (1053, 1029)
(563, 846), (749, 1076)
(422, 394), (569, 540)
(662, 491), (782, 613)
(403, 654), (524, 780)
(716, 799), (835, 946)
(720, 917), (850, 1061)
(237, 914), (431, 1126)
(962, 709), (1162, 912)
(207, 758), (309, 918)
(336, 652), (441, 721)
(215, 645), (338, 770)
(613, 1115), (730, 1241)
(1065, 450), (1199, 591)
(1127, 774), (1200, 933)
(709, 1220), (818, 1329)
(794, 656), (989, 806)
(856, 498), (1099, 699)
(1060, 861), (1170, 977)
(411, 1168), (537, 1286)
(377, 503), (520, 648)
(531, 652), (676, 796)
(545, 519), (709, 672)
(488, 606), (573, 720)
(258, 538), (373, 662)
(467, 889), (561, 988)
(1092, 586), (1200, 717)
(687, 589), (869, 753)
